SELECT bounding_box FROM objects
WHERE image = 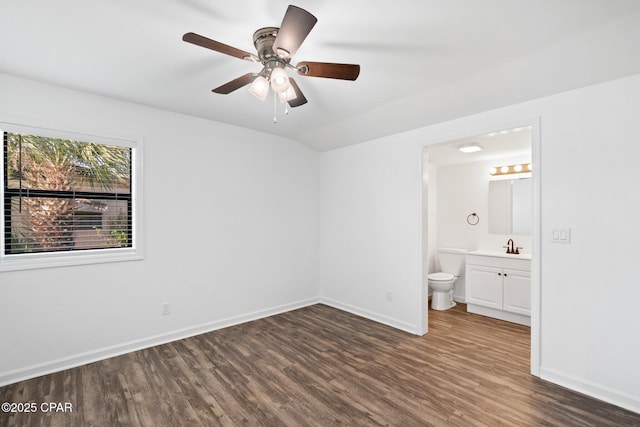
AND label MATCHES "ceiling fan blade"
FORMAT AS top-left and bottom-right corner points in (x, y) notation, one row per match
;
(212, 73), (259, 94)
(287, 78), (308, 108)
(296, 62), (360, 80)
(272, 5), (317, 59)
(183, 32), (258, 62)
